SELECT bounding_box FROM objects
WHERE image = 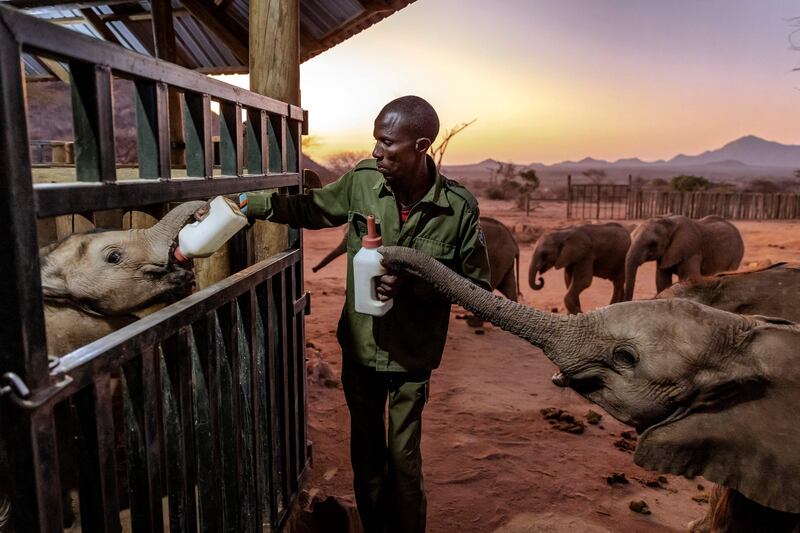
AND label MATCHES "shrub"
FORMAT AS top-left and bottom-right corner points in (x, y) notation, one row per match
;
(670, 175), (710, 192)
(485, 186), (506, 200)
